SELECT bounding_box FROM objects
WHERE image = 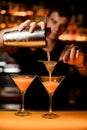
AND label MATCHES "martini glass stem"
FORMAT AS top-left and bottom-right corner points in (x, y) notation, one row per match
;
(49, 72), (52, 82)
(48, 93), (53, 114)
(21, 91), (25, 112)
